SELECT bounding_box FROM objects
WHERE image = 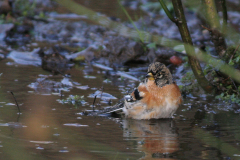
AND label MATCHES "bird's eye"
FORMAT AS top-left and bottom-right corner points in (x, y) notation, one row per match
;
(151, 71), (156, 75)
